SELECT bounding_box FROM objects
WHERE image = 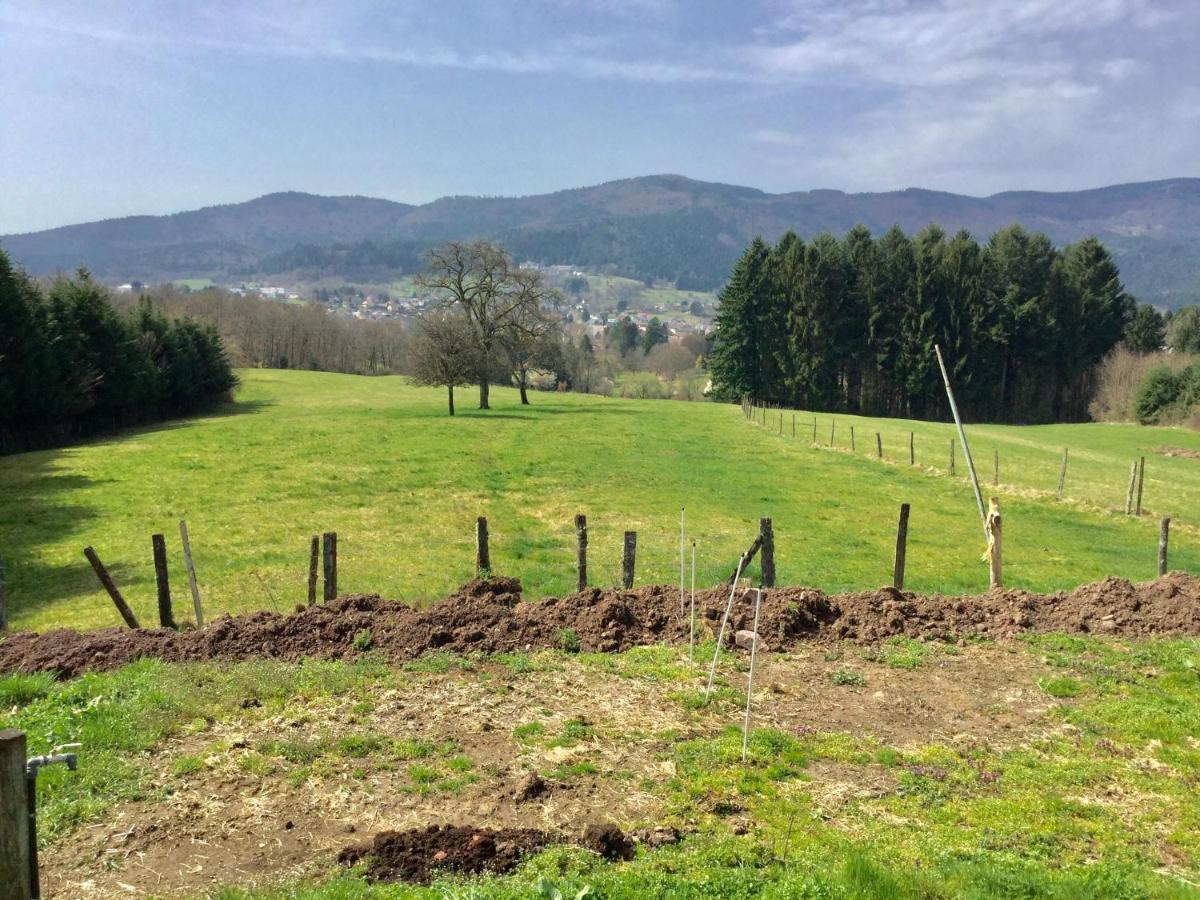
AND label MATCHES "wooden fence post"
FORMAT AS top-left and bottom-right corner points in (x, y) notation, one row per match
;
(1159, 517), (1171, 577)
(307, 536), (319, 607)
(850, 425), (855, 451)
(779, 412), (783, 434)
(151, 533), (176, 630)
(1056, 448), (1069, 499)
(322, 532), (338, 602)
(1125, 461), (1137, 515)
(622, 531), (637, 589)
(0, 728), (31, 900)
(178, 520), (203, 627)
(986, 497), (1002, 589)
(876, 432), (883, 459)
(812, 418), (817, 443)
(1136, 456), (1146, 515)
(994, 449), (999, 486)
(0, 555), (6, 632)
(909, 431), (915, 465)
(792, 414), (796, 438)
(759, 517), (775, 587)
(475, 516), (490, 573)
(83, 546), (139, 628)
(830, 418), (835, 446)
(949, 438), (956, 476)
(893, 503), (910, 590)
(575, 514), (588, 591)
